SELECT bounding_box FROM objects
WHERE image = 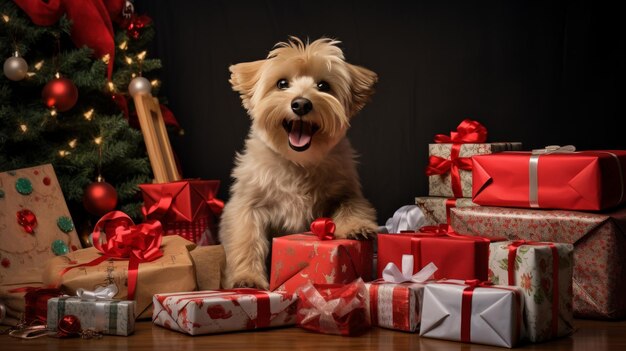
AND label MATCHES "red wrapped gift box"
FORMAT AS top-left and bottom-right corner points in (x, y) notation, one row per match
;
(377, 231), (491, 281)
(140, 180), (223, 245)
(269, 234), (373, 295)
(24, 288), (64, 324)
(472, 150), (626, 211)
(297, 279), (370, 336)
(451, 205), (626, 319)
